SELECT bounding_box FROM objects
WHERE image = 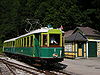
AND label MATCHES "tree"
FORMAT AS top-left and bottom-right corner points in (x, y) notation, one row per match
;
(0, 0), (100, 46)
